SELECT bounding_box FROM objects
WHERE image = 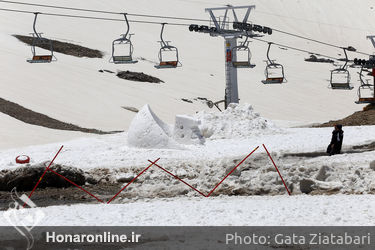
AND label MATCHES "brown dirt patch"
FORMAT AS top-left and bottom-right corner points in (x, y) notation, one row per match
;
(0, 163), (85, 192)
(0, 97), (121, 134)
(314, 104), (375, 127)
(0, 183), (123, 210)
(117, 71), (164, 83)
(14, 35), (103, 58)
